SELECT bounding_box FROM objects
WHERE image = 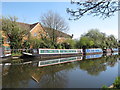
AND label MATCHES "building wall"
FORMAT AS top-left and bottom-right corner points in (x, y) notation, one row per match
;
(56, 37), (68, 43)
(30, 23), (47, 39)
